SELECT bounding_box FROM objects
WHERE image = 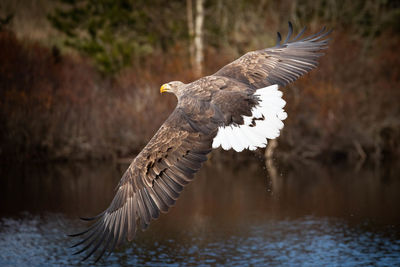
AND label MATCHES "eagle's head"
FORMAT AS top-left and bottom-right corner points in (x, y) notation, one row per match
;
(160, 81), (185, 97)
